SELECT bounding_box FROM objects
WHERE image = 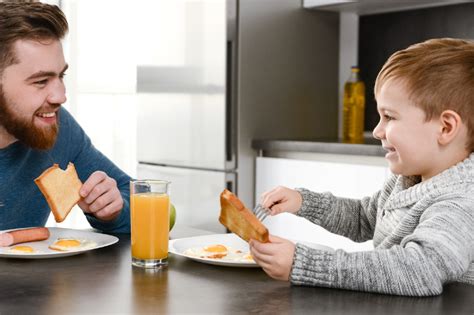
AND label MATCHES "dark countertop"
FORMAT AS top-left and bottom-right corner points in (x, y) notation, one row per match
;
(252, 138), (386, 157)
(0, 226), (472, 314)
